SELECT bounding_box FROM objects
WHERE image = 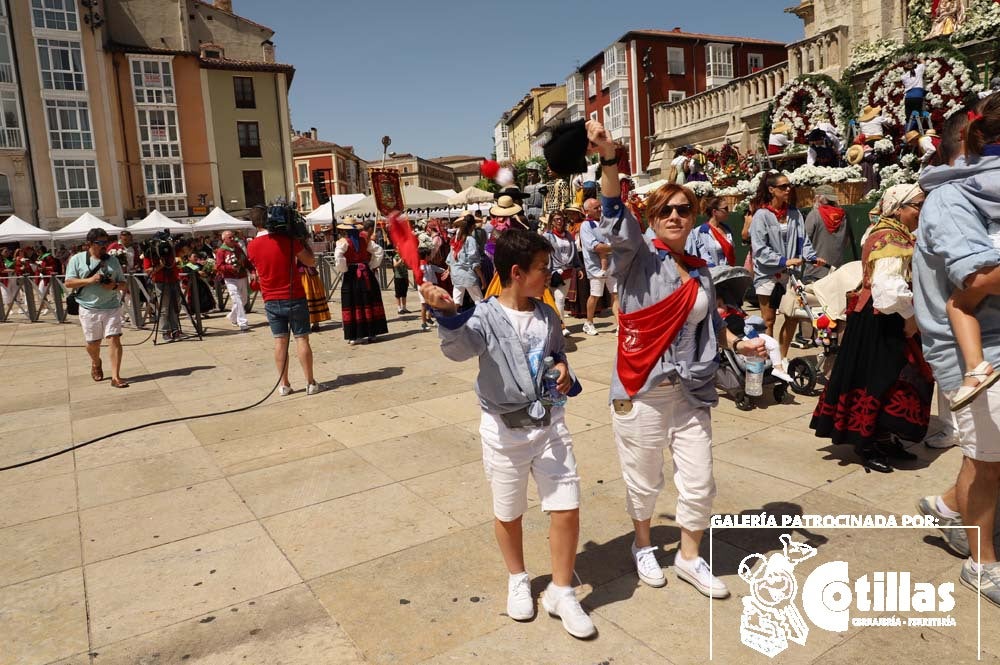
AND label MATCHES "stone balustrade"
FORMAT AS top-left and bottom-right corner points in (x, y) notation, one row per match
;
(787, 25), (850, 78)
